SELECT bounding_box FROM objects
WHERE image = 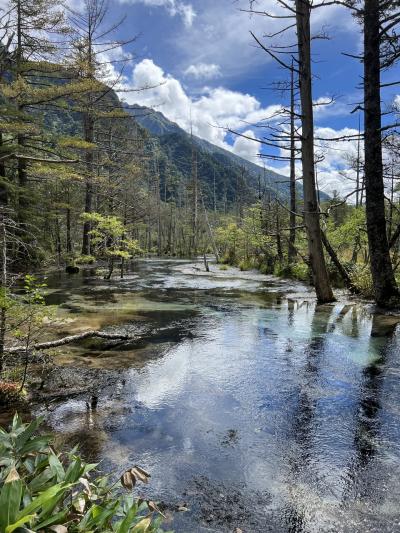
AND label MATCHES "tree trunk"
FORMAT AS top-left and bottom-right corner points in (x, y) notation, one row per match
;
(66, 206), (72, 254)
(0, 134), (7, 206)
(0, 217), (6, 374)
(9, 330), (139, 352)
(288, 61), (297, 263)
(321, 231), (358, 293)
(82, 113), (94, 255)
(363, 0), (398, 307)
(295, 0), (335, 303)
